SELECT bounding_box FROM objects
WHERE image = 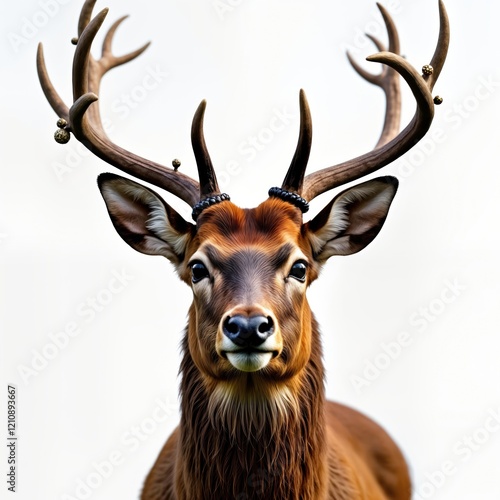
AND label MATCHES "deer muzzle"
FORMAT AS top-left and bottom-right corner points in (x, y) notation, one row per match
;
(217, 306), (281, 372)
